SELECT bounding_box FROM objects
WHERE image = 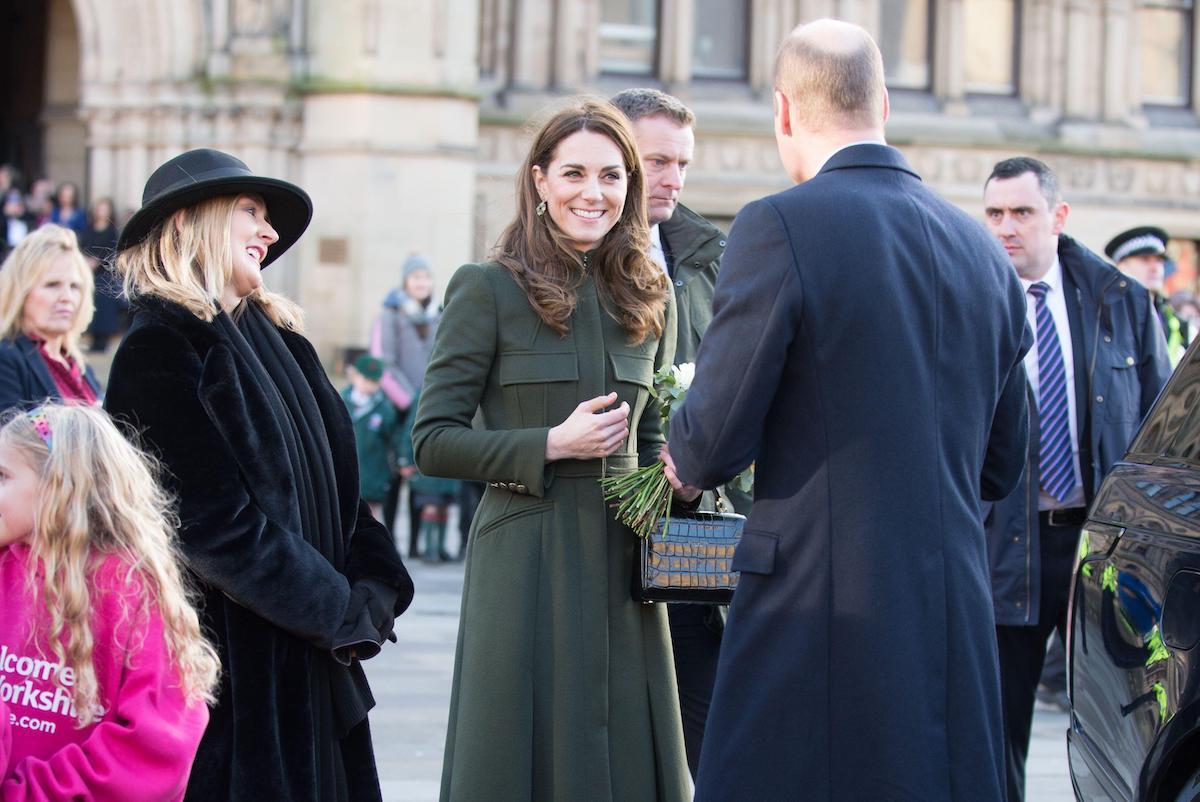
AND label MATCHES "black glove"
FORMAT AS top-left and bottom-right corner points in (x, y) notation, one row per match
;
(331, 579), (402, 664)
